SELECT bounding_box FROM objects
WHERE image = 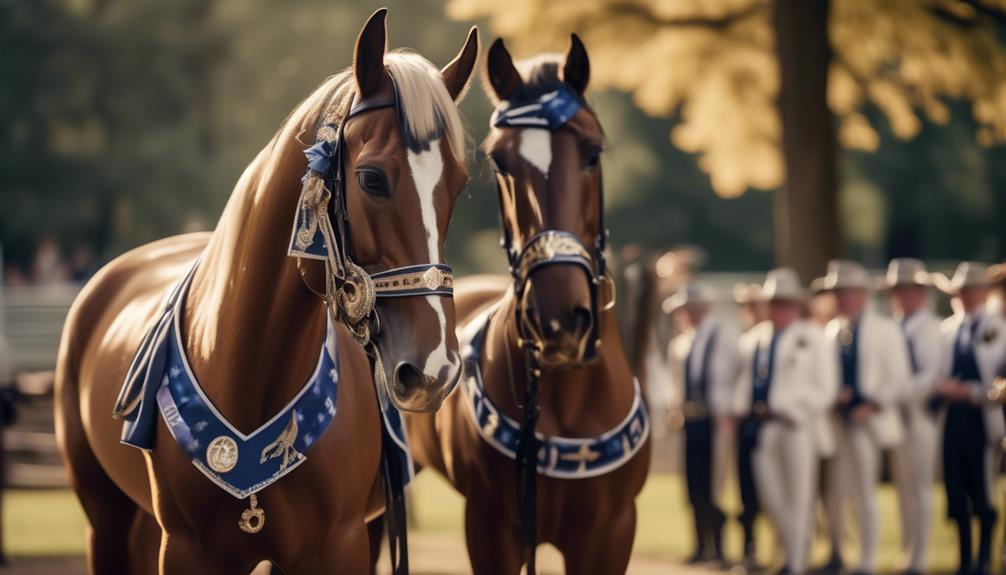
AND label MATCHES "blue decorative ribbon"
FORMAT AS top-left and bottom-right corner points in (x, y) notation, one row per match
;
(304, 138), (337, 174)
